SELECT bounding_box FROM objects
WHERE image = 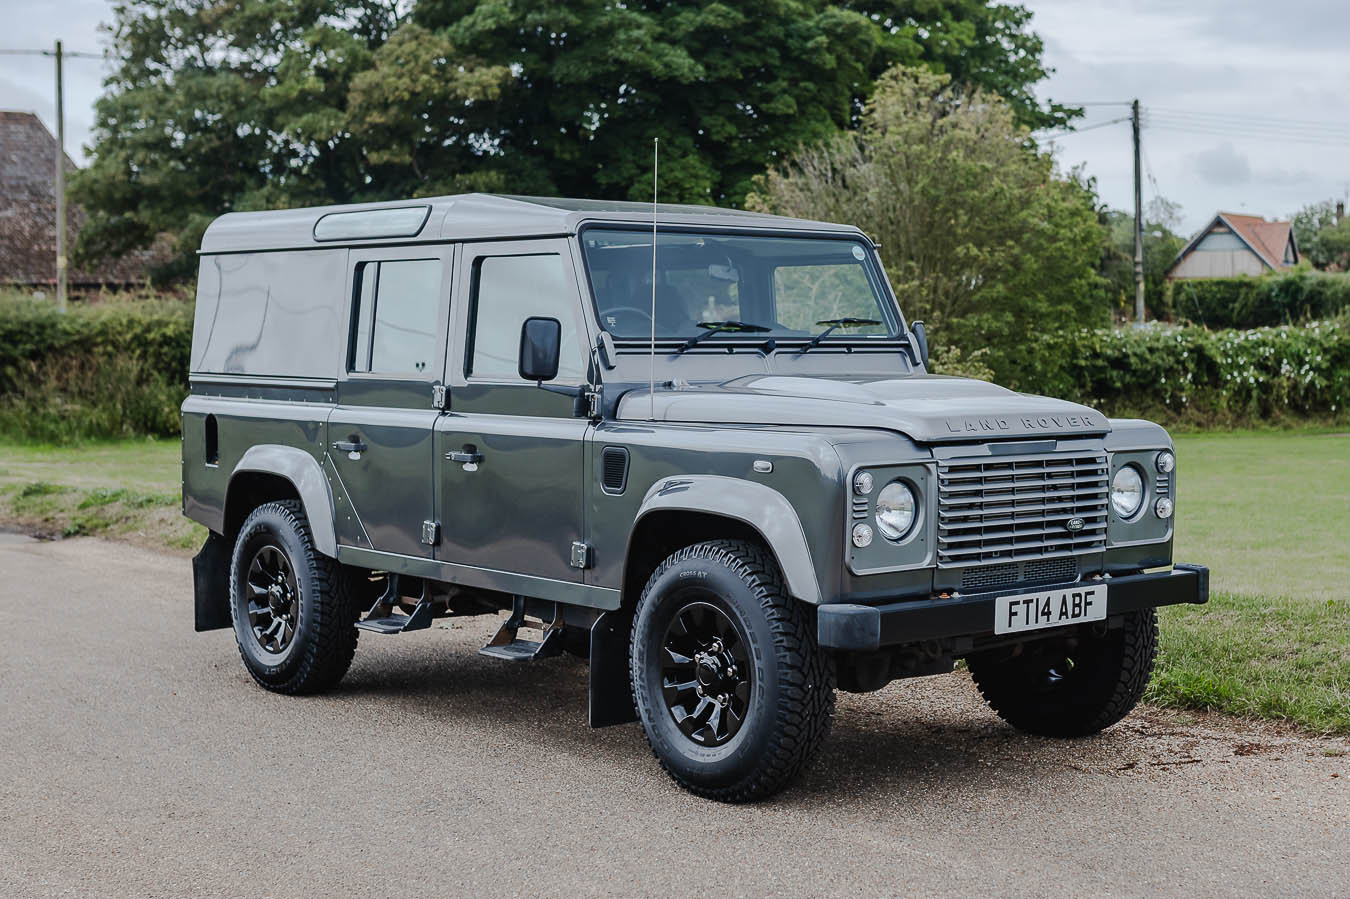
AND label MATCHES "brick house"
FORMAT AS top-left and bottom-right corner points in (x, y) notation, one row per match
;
(0, 110), (169, 289)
